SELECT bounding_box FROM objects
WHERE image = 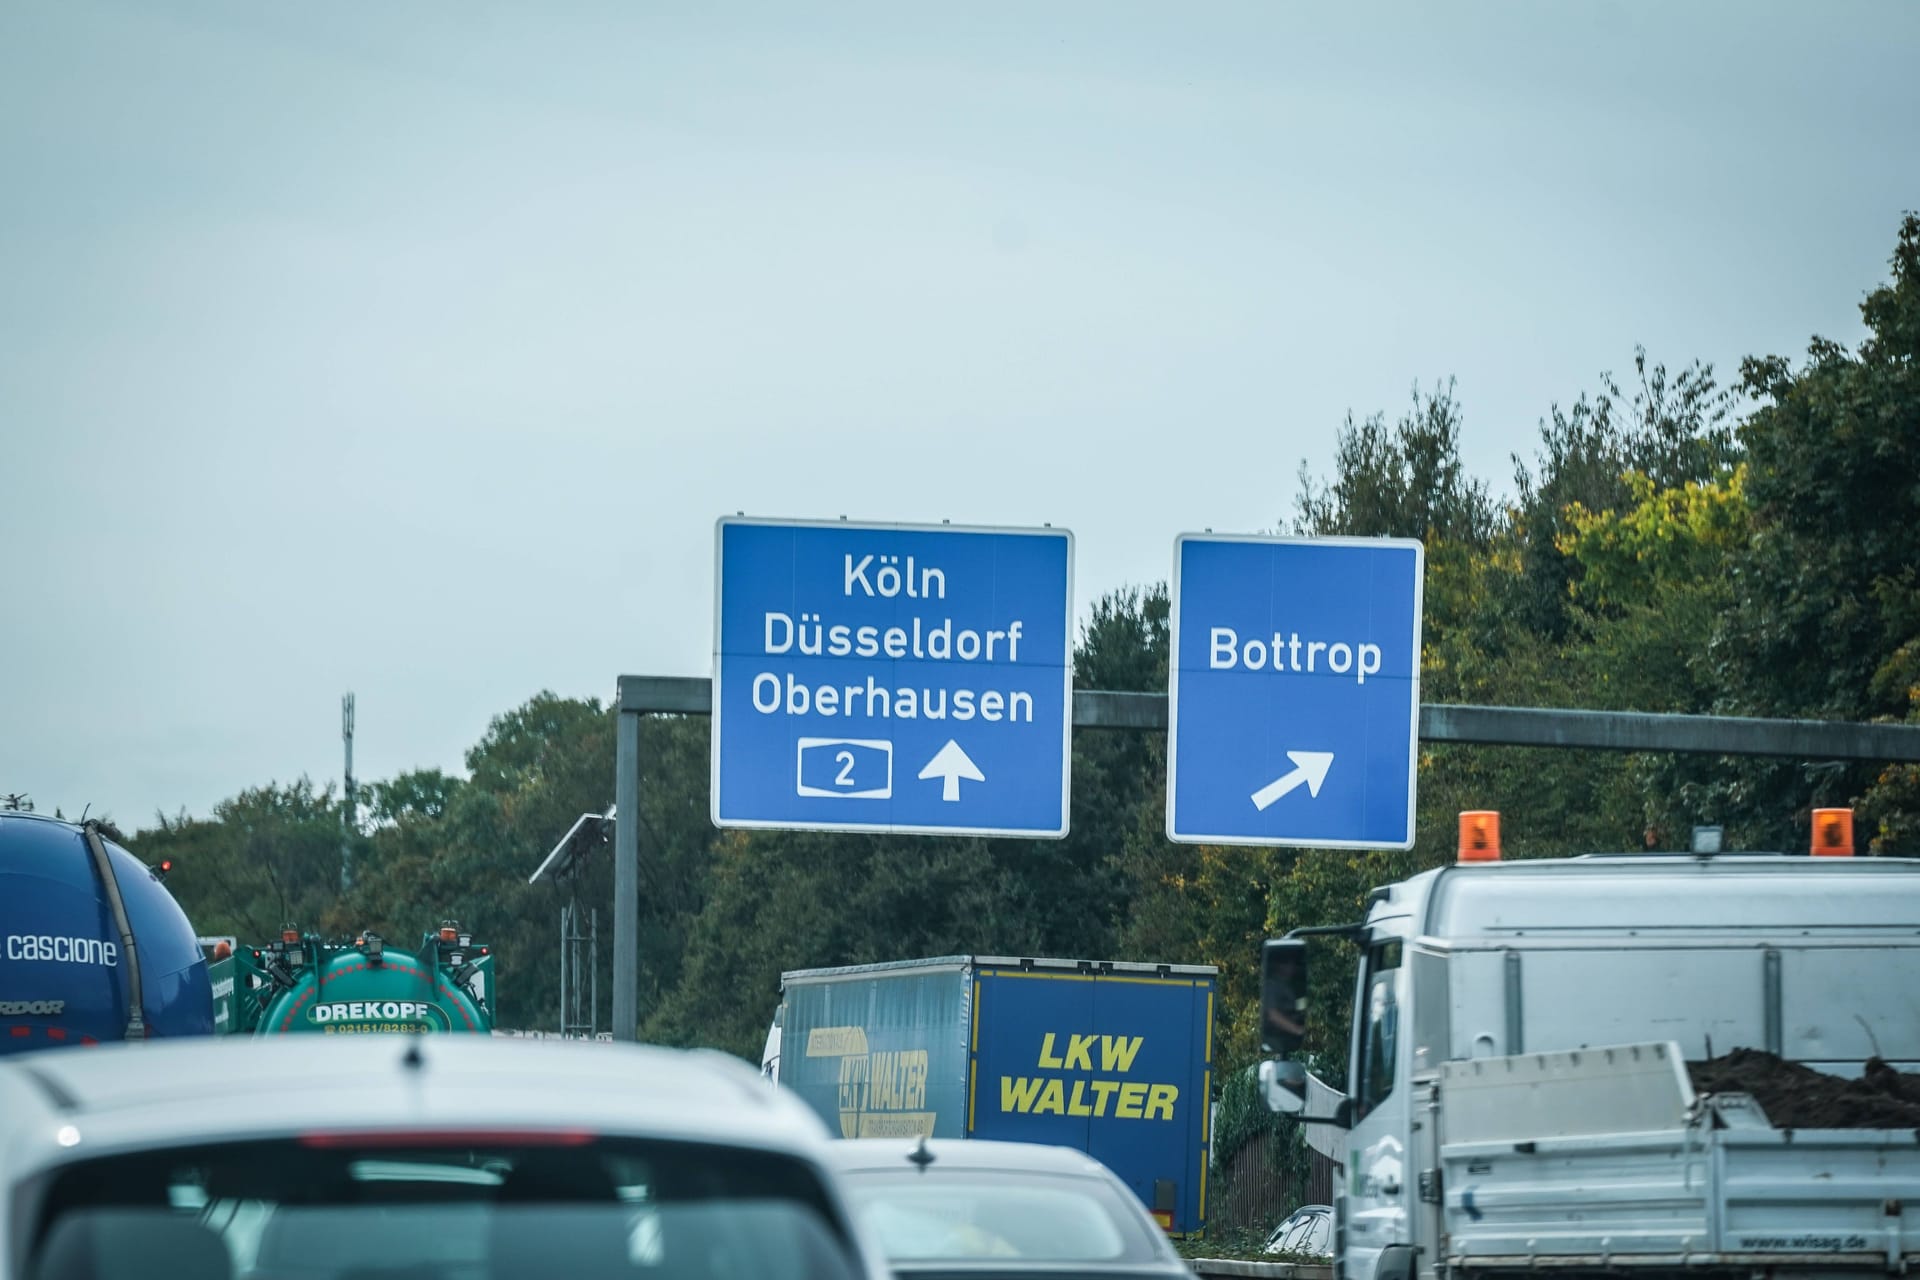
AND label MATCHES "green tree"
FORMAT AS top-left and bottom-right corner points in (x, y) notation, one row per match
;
(1294, 380), (1496, 547)
(333, 695), (617, 1028)
(1723, 216), (1920, 724)
(1558, 467), (1750, 716)
(1690, 214), (1920, 851)
(367, 769), (464, 824)
(1511, 349), (1739, 640)
(645, 830), (1037, 1059)
(136, 779), (353, 943)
